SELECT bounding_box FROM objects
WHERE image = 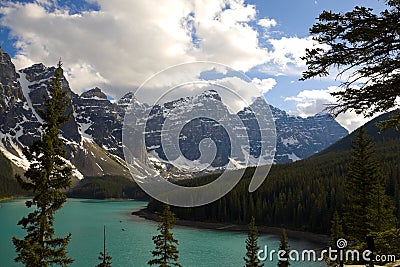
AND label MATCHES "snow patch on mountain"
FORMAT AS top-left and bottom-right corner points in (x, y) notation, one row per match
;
(18, 71), (44, 124)
(0, 143), (30, 170)
(281, 137), (299, 146)
(287, 153), (301, 162)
